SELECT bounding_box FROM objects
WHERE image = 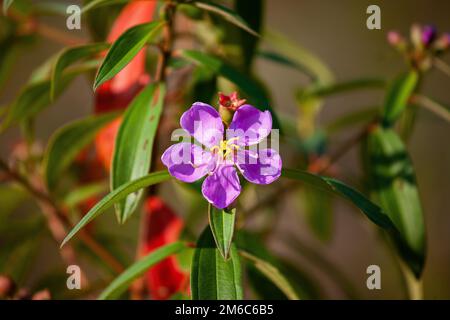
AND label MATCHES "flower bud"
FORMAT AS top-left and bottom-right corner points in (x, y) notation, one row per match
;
(434, 33), (450, 52)
(387, 31), (406, 50)
(410, 23), (423, 50)
(0, 275), (16, 298)
(421, 25), (437, 47)
(218, 92), (246, 125)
